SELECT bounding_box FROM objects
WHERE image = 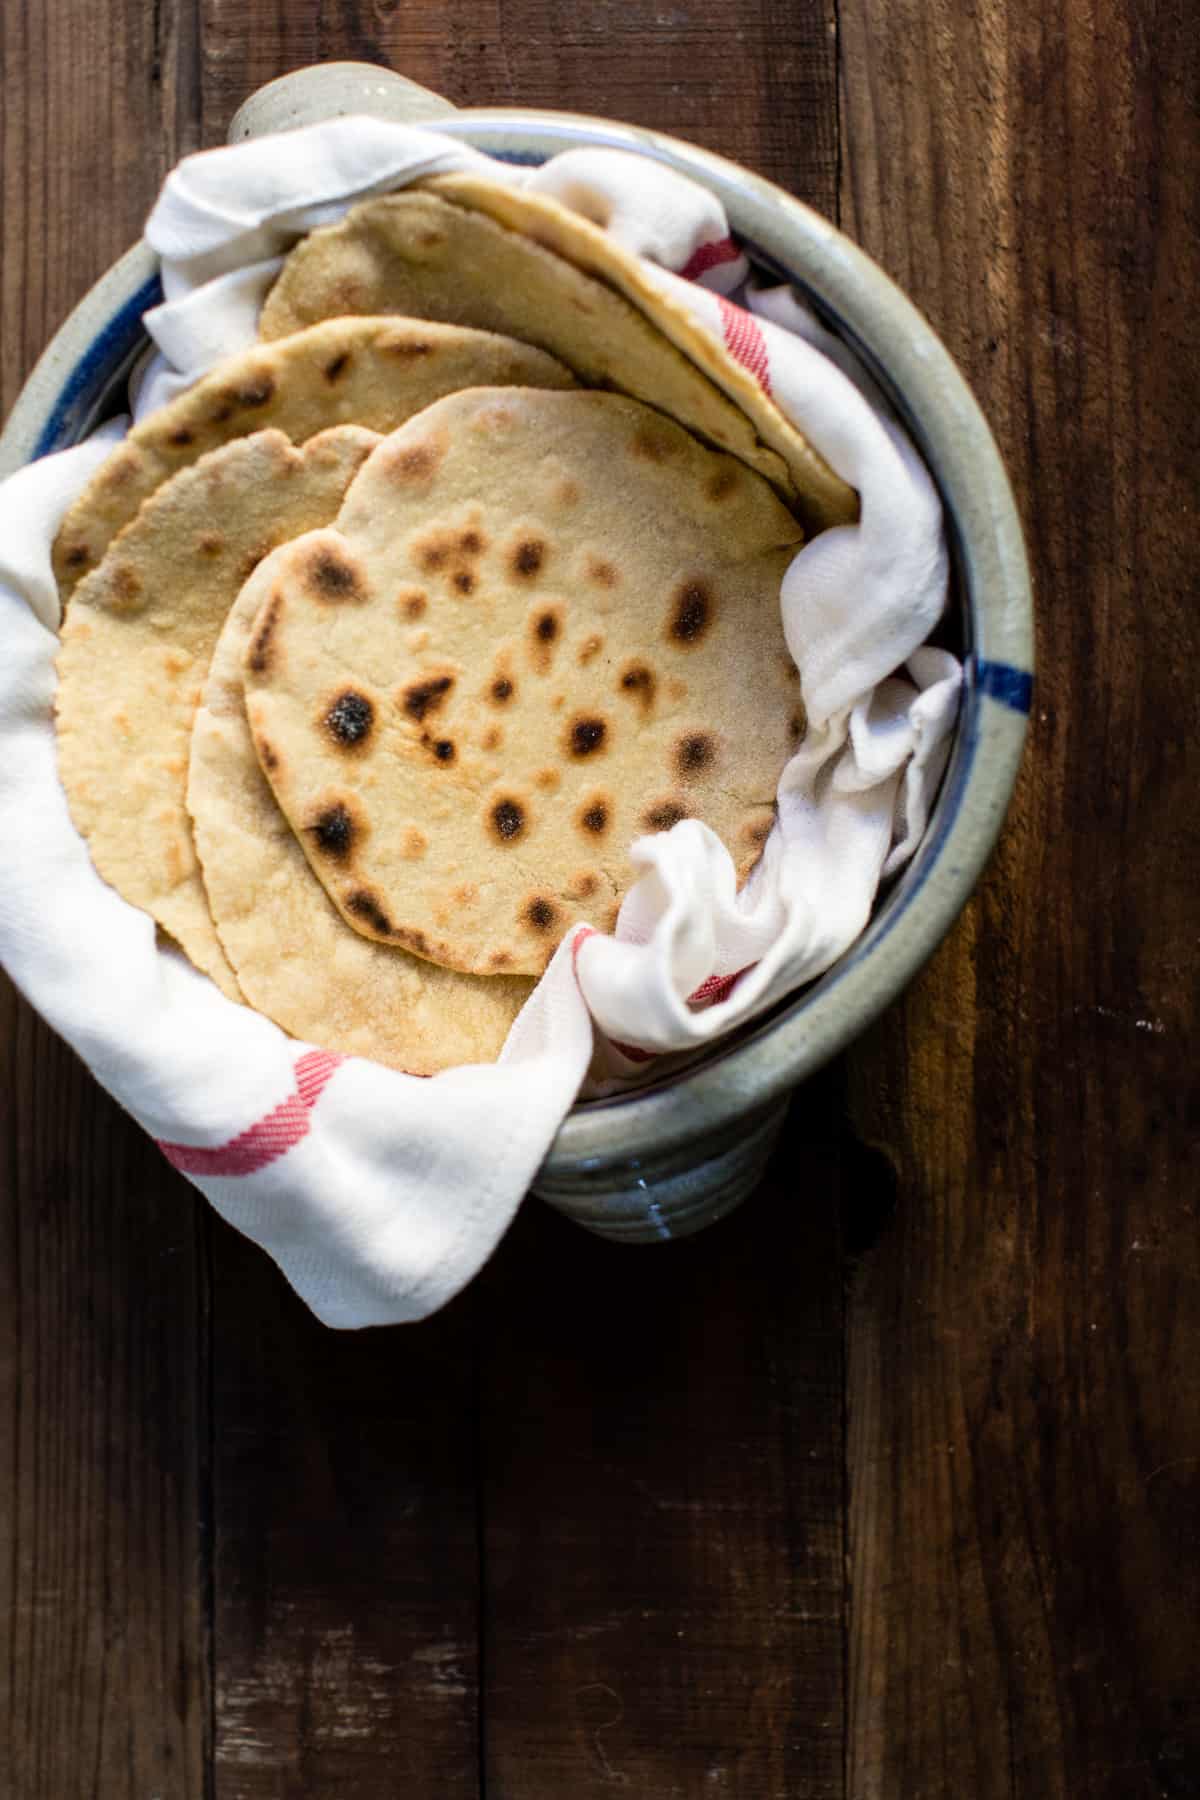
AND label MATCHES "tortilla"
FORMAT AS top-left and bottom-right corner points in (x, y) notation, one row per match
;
(256, 188), (799, 507)
(427, 173), (858, 538)
(187, 548), (534, 1072)
(55, 427), (379, 996)
(241, 388), (805, 978)
(52, 317), (575, 600)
